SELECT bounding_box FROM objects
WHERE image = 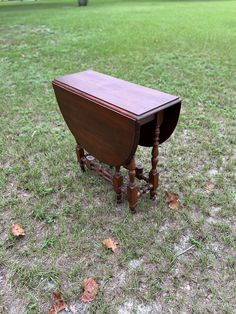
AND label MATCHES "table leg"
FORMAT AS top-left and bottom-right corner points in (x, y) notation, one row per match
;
(113, 166), (123, 204)
(76, 143), (86, 172)
(149, 113), (162, 199)
(135, 162), (144, 179)
(127, 157), (139, 212)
